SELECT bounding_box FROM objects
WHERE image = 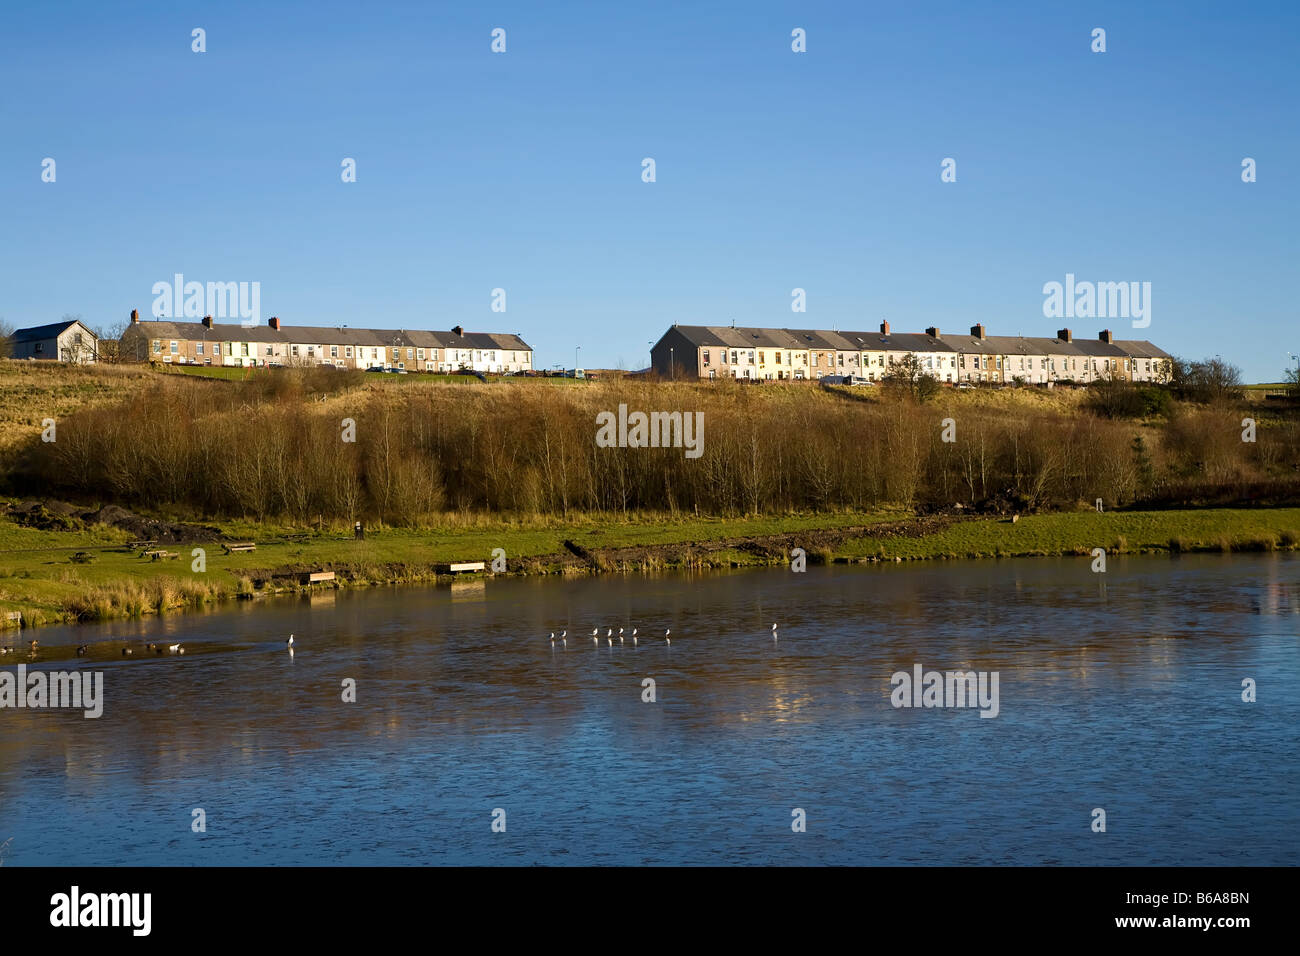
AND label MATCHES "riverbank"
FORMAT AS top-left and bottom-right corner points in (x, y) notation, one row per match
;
(2, 505), (1299, 628)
